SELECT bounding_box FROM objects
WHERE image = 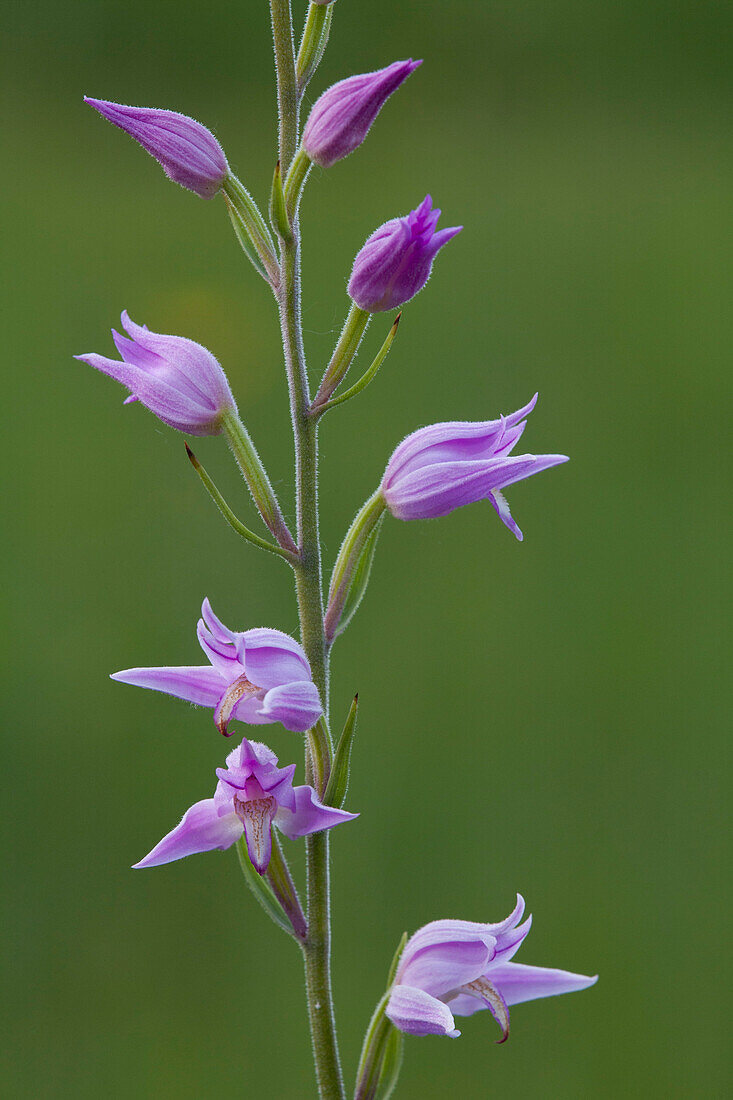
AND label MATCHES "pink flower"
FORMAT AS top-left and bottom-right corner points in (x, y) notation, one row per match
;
(387, 896), (597, 1040)
(112, 599), (323, 735)
(135, 737), (357, 874)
